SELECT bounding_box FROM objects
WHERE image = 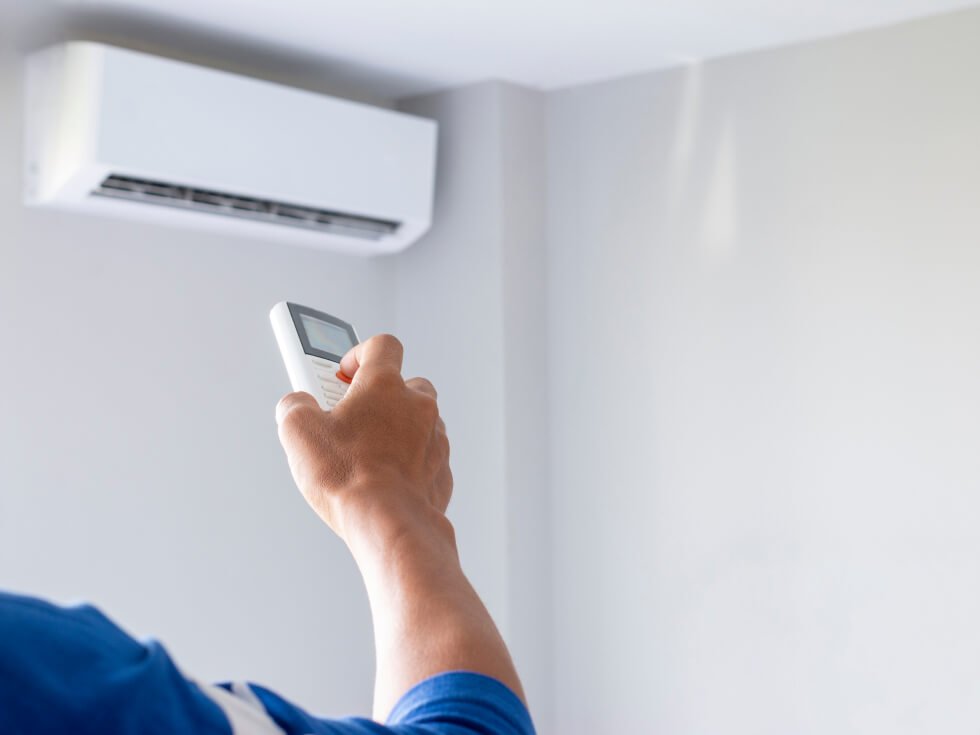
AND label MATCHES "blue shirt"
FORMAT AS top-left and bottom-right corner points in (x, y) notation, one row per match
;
(0, 591), (535, 735)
